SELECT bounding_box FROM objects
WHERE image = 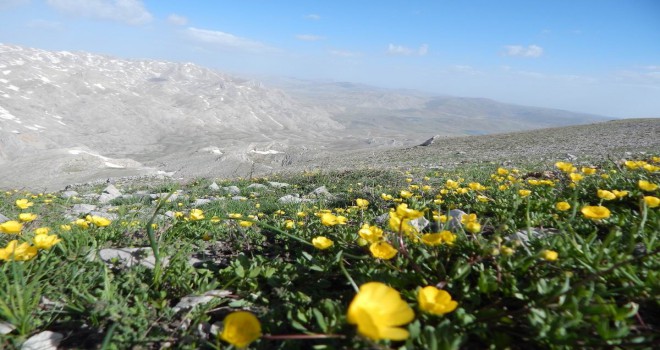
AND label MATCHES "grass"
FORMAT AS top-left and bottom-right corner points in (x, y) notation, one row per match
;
(0, 158), (658, 349)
